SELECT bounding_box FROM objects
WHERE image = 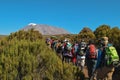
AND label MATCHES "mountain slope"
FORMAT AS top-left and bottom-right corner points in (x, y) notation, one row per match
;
(0, 35), (7, 40)
(23, 23), (70, 35)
